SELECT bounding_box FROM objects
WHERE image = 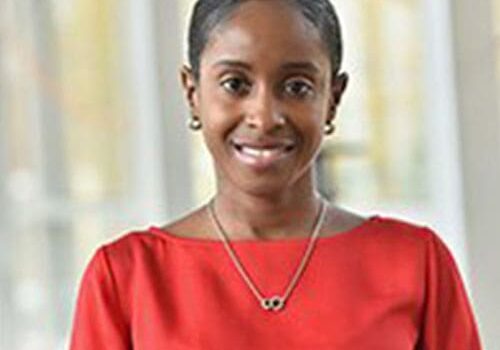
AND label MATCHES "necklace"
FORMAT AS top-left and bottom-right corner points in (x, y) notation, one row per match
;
(207, 197), (328, 312)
